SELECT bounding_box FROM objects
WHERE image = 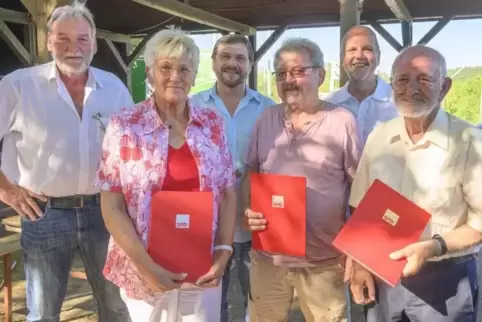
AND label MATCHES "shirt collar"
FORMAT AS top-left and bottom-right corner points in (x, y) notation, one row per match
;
(47, 61), (103, 89)
(389, 108), (450, 150)
(141, 95), (204, 134)
(330, 76), (391, 104)
(202, 84), (261, 103)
